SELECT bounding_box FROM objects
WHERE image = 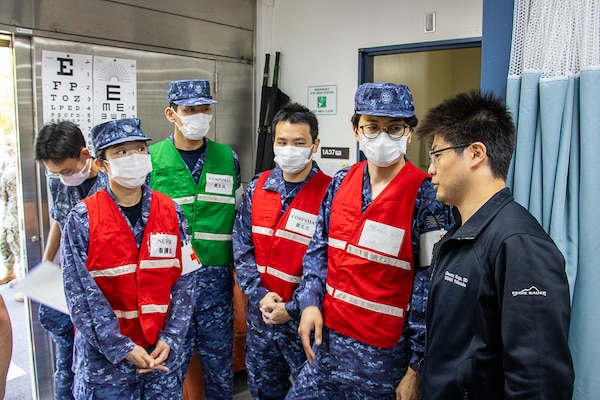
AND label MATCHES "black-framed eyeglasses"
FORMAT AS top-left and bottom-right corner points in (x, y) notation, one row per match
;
(358, 124), (412, 141)
(428, 143), (472, 164)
